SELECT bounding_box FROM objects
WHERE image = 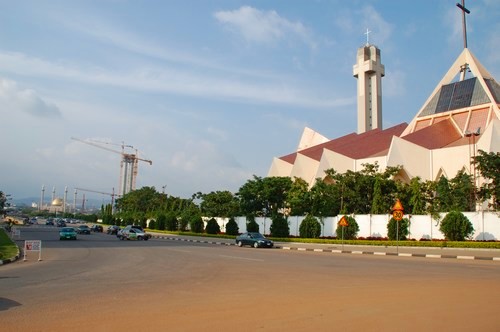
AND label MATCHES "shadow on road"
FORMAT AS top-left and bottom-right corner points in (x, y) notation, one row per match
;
(0, 297), (22, 311)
